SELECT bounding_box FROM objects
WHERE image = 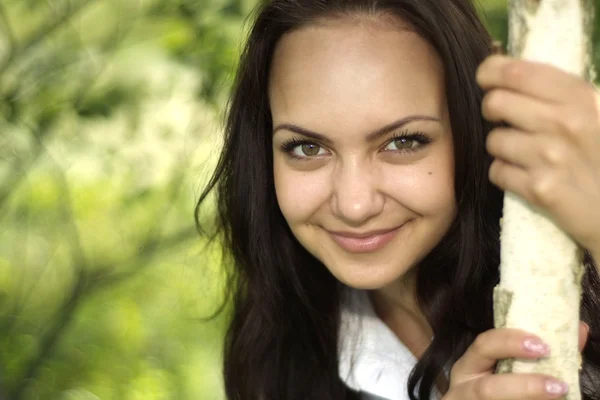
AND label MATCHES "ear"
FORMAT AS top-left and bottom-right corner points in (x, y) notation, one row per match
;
(579, 321), (590, 352)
